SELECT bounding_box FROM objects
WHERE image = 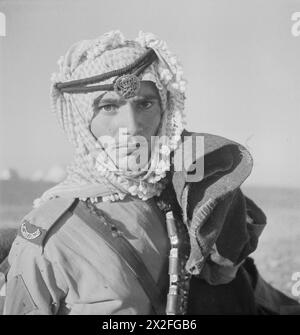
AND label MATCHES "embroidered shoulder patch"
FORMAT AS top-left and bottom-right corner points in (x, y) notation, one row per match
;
(21, 220), (41, 239)
(17, 197), (78, 247)
(18, 219), (47, 245)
